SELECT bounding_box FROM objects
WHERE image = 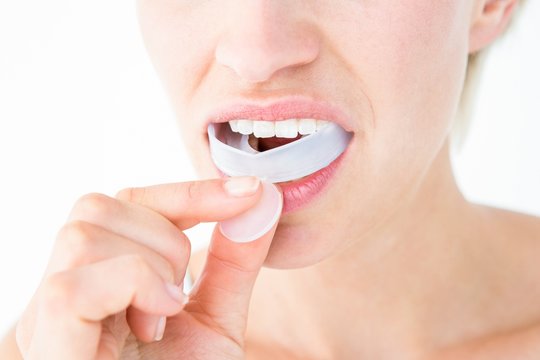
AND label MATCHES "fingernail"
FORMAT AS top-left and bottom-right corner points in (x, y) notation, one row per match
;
(154, 316), (167, 341)
(223, 176), (261, 197)
(165, 283), (185, 304)
(219, 182), (283, 243)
